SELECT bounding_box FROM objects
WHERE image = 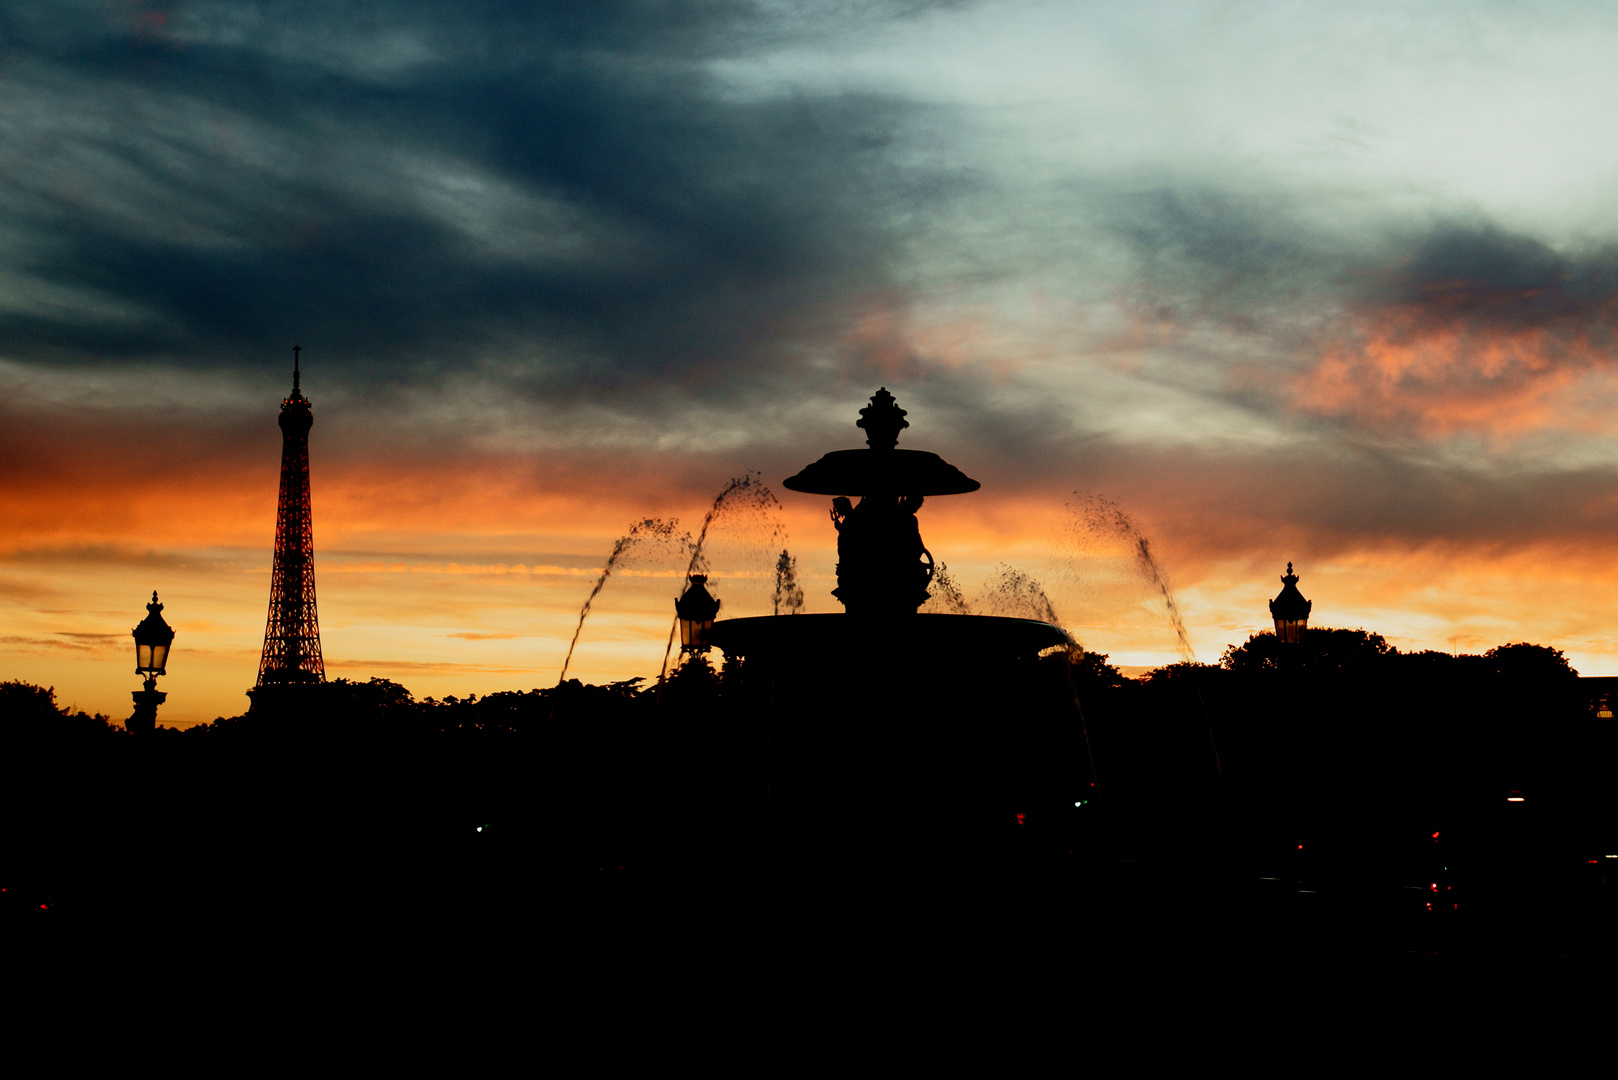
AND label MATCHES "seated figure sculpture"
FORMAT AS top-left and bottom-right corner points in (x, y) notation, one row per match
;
(831, 492), (934, 615)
